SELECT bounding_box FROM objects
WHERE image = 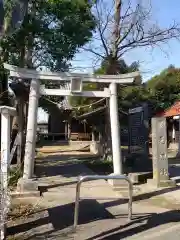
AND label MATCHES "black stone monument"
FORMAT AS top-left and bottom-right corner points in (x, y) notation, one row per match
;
(128, 103), (151, 172)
